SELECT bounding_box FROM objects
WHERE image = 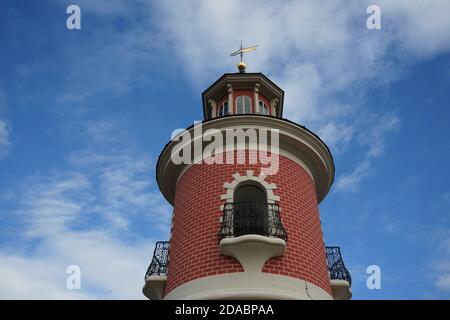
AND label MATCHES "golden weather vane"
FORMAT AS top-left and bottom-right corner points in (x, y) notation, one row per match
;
(230, 41), (258, 73)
